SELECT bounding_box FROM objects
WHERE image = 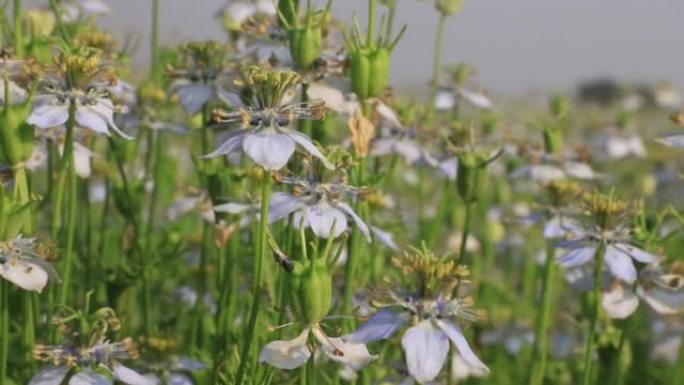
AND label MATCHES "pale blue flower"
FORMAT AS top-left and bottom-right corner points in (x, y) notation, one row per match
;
(557, 231), (659, 283)
(346, 295), (488, 384)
